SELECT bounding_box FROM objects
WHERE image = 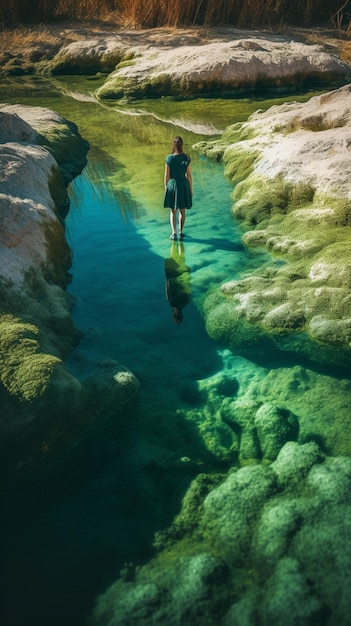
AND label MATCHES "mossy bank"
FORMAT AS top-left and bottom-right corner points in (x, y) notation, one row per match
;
(195, 84), (351, 368)
(0, 104), (140, 485)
